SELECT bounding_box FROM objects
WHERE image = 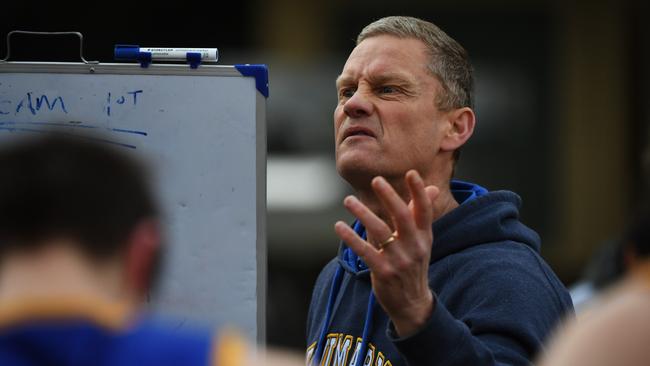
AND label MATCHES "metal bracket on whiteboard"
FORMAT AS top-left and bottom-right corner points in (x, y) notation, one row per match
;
(0, 30), (99, 64)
